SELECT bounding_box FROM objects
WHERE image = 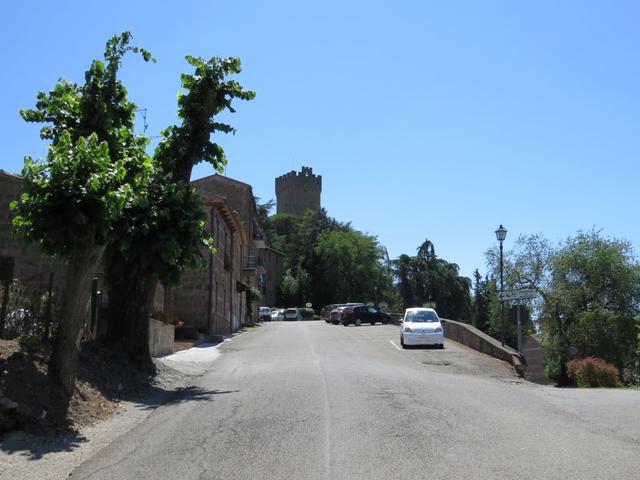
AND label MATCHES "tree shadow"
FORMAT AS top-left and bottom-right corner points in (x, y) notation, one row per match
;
(136, 385), (238, 410)
(0, 428), (87, 460)
(0, 341), (237, 459)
